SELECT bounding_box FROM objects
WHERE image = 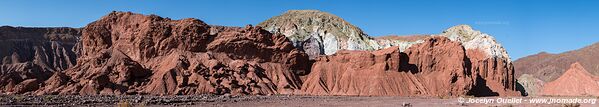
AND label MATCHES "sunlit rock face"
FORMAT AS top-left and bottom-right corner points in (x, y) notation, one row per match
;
(258, 10), (383, 59)
(260, 10), (517, 96)
(438, 25), (511, 61)
(437, 25), (517, 96)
